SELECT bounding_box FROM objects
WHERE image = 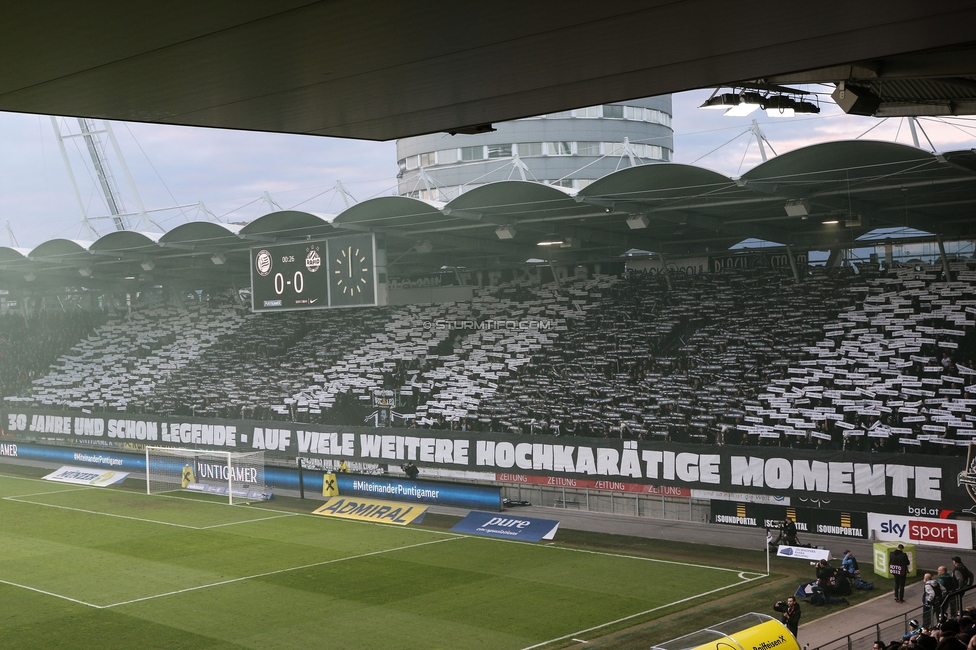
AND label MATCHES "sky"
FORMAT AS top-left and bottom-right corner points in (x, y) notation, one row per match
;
(1, 85), (975, 250)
